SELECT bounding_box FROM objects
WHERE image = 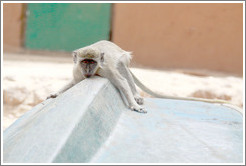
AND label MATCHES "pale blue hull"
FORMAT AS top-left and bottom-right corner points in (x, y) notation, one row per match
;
(3, 77), (243, 163)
